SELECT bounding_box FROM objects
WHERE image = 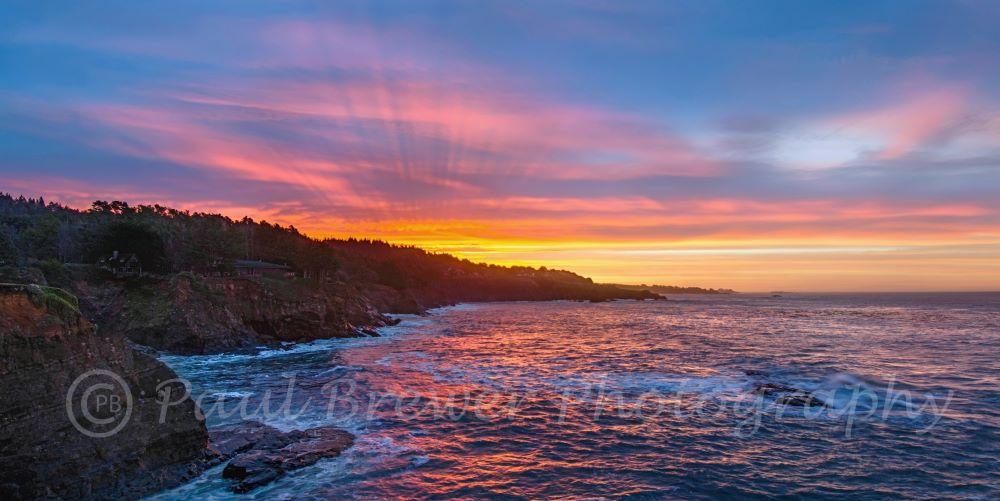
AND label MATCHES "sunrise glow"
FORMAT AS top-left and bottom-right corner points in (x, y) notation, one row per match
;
(2, 2), (998, 291)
